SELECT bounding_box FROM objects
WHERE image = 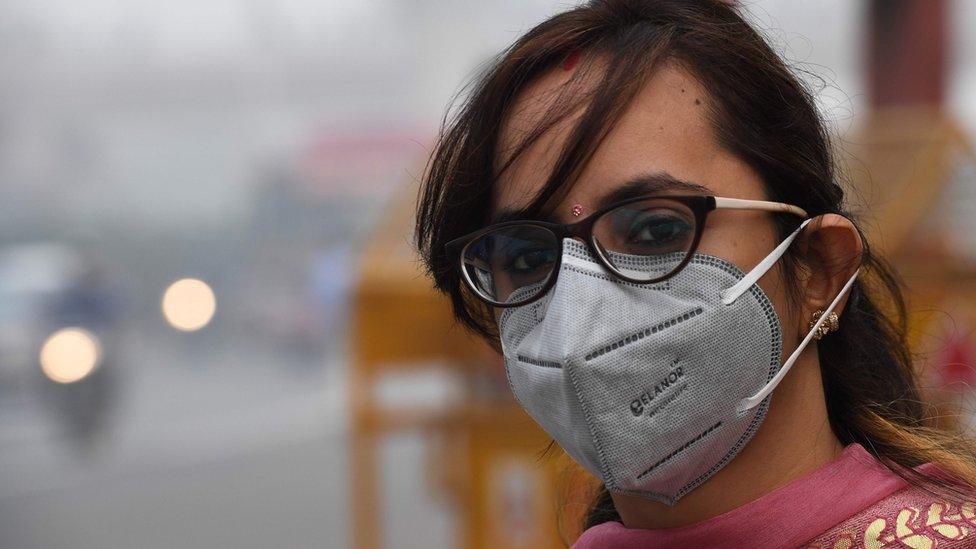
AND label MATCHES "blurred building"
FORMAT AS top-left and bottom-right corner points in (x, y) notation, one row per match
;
(846, 0), (976, 410)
